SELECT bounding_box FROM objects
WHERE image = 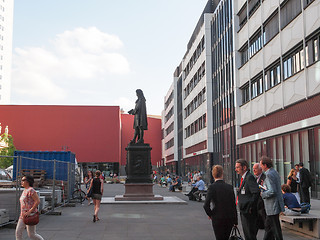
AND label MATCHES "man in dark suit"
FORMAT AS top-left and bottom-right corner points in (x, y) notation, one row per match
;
(299, 162), (312, 204)
(235, 159), (260, 240)
(203, 165), (237, 240)
(253, 163), (266, 231)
